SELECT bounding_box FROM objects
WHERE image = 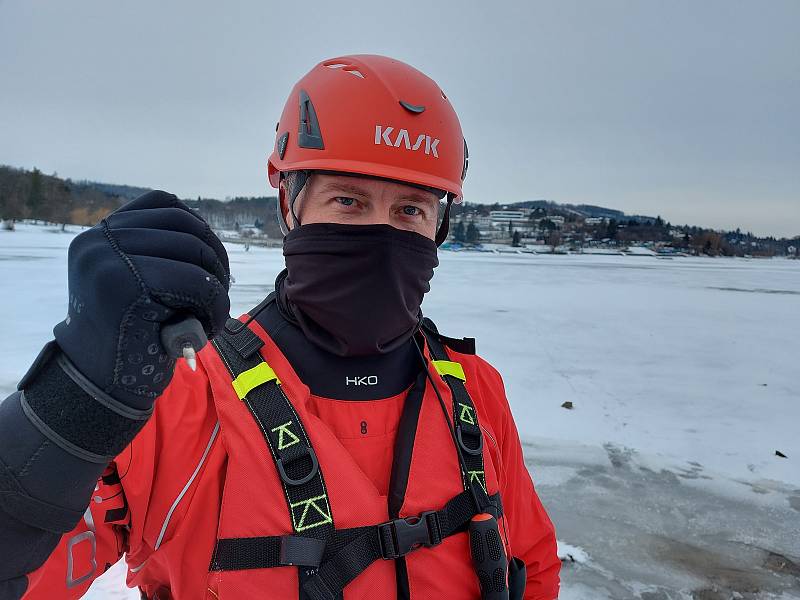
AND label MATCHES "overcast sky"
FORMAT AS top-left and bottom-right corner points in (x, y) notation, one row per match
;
(1, 0), (797, 237)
